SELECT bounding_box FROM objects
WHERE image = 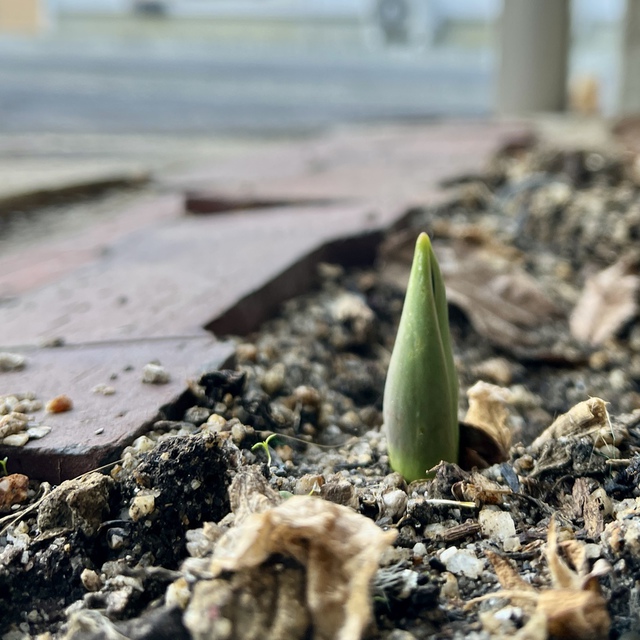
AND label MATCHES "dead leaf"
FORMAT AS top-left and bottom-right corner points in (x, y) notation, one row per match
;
(486, 549), (536, 602)
(570, 254), (640, 346)
(458, 381), (514, 470)
(227, 468), (283, 525)
(208, 495), (397, 640)
(530, 397), (624, 451)
(468, 516), (611, 640)
(439, 243), (560, 350)
(537, 588), (610, 640)
(546, 518), (584, 591)
(452, 472), (512, 506)
(527, 398), (628, 479)
(583, 491), (606, 539)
